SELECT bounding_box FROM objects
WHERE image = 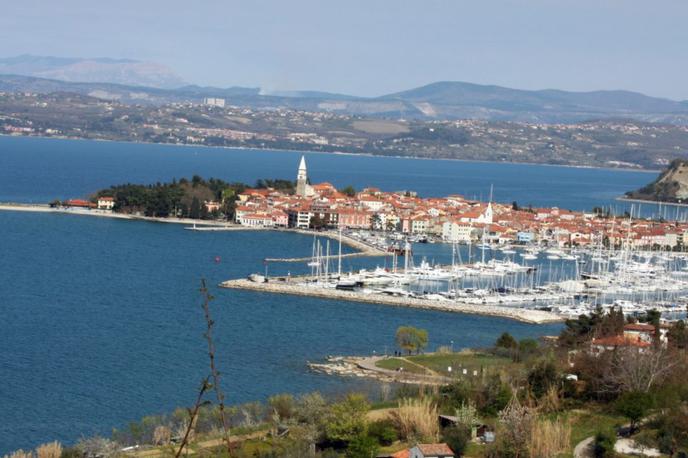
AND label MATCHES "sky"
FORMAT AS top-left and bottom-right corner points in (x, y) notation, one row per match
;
(1, 0), (687, 99)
